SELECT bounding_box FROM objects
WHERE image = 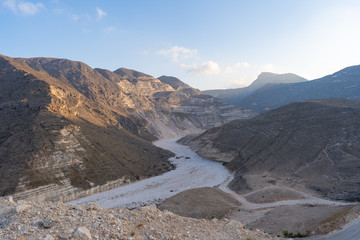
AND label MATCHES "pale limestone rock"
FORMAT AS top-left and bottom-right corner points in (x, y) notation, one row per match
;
(7, 196), (15, 204)
(73, 226), (92, 239)
(16, 204), (31, 213)
(44, 234), (54, 240)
